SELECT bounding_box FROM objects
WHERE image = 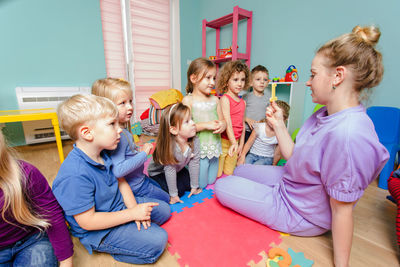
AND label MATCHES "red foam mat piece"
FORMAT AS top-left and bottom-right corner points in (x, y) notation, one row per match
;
(162, 197), (282, 267)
